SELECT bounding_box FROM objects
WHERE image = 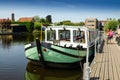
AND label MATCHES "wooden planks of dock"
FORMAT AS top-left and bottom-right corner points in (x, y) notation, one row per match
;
(90, 38), (120, 80)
